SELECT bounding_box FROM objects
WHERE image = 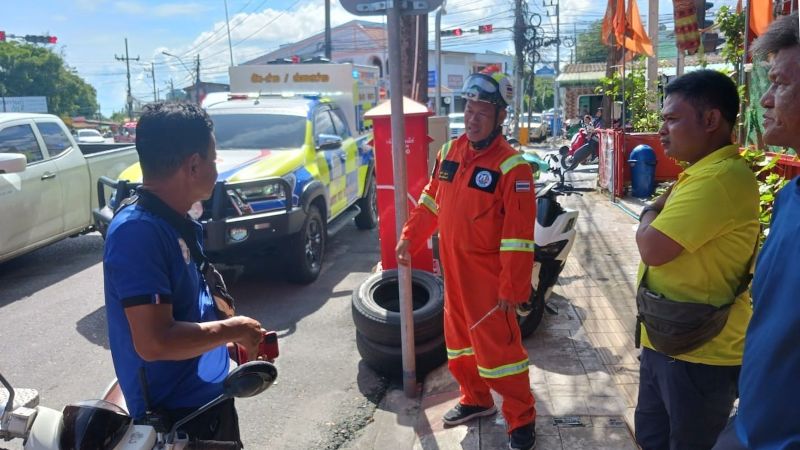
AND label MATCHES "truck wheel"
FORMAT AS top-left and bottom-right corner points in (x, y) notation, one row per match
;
(518, 286), (547, 338)
(351, 269), (444, 345)
(355, 331), (446, 380)
(354, 175), (378, 230)
(287, 204), (325, 284)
